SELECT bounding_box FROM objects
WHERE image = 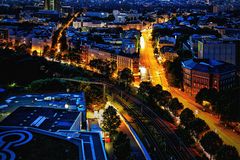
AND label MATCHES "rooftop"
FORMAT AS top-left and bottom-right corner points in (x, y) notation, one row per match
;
(0, 126), (80, 160)
(56, 130), (107, 160)
(0, 106), (81, 132)
(182, 59), (236, 74)
(0, 126), (107, 160)
(0, 92), (86, 112)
